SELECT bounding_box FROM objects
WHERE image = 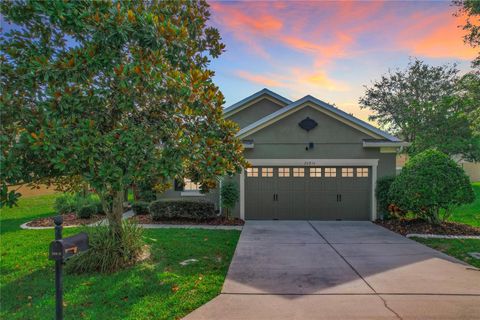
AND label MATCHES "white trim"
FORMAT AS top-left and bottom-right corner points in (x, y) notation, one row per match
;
(363, 141), (411, 148)
(224, 89), (291, 118)
(225, 96), (287, 118)
(236, 96), (401, 142)
(242, 159), (379, 221)
(238, 102), (385, 140)
(180, 191), (205, 197)
(247, 159), (379, 166)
